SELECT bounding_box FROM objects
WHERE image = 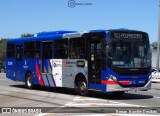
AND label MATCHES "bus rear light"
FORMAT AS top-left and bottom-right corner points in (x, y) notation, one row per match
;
(109, 75), (117, 82)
